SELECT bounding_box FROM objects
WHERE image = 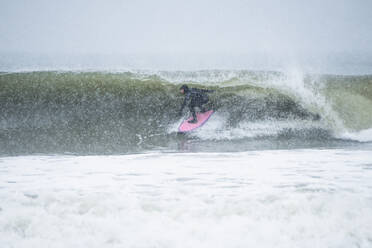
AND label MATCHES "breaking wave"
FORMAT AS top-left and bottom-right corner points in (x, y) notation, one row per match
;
(0, 70), (371, 155)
